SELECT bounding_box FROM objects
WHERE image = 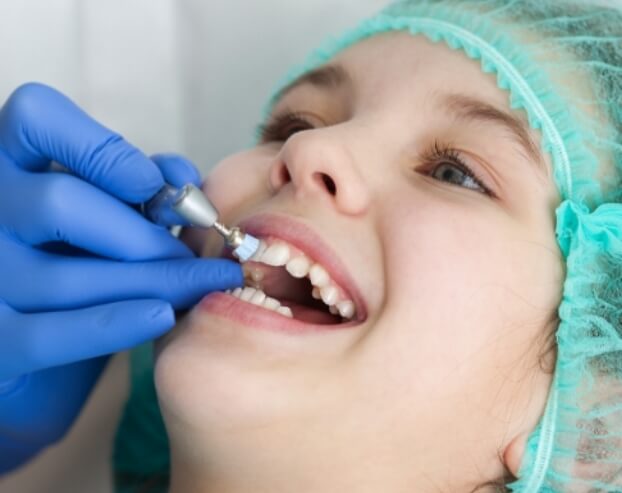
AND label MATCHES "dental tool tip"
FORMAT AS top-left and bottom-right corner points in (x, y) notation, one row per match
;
(212, 221), (232, 237)
(213, 223), (259, 262)
(231, 231), (260, 262)
(167, 183), (259, 261)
